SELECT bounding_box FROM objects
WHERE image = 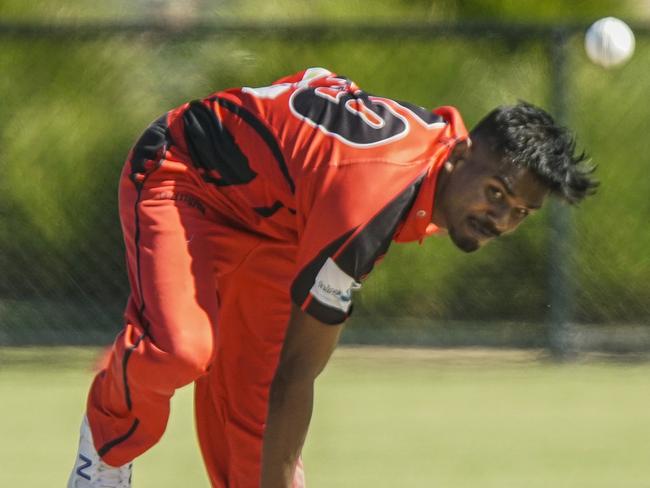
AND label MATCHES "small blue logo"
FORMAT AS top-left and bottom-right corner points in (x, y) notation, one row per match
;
(76, 454), (92, 481)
